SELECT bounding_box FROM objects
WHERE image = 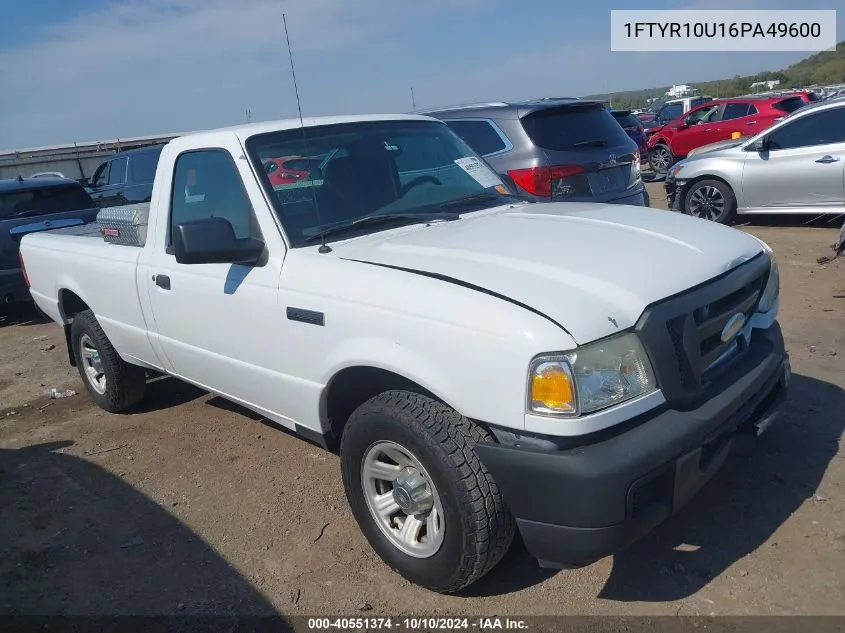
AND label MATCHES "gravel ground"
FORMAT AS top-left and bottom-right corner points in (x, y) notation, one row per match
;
(1, 181), (843, 617)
